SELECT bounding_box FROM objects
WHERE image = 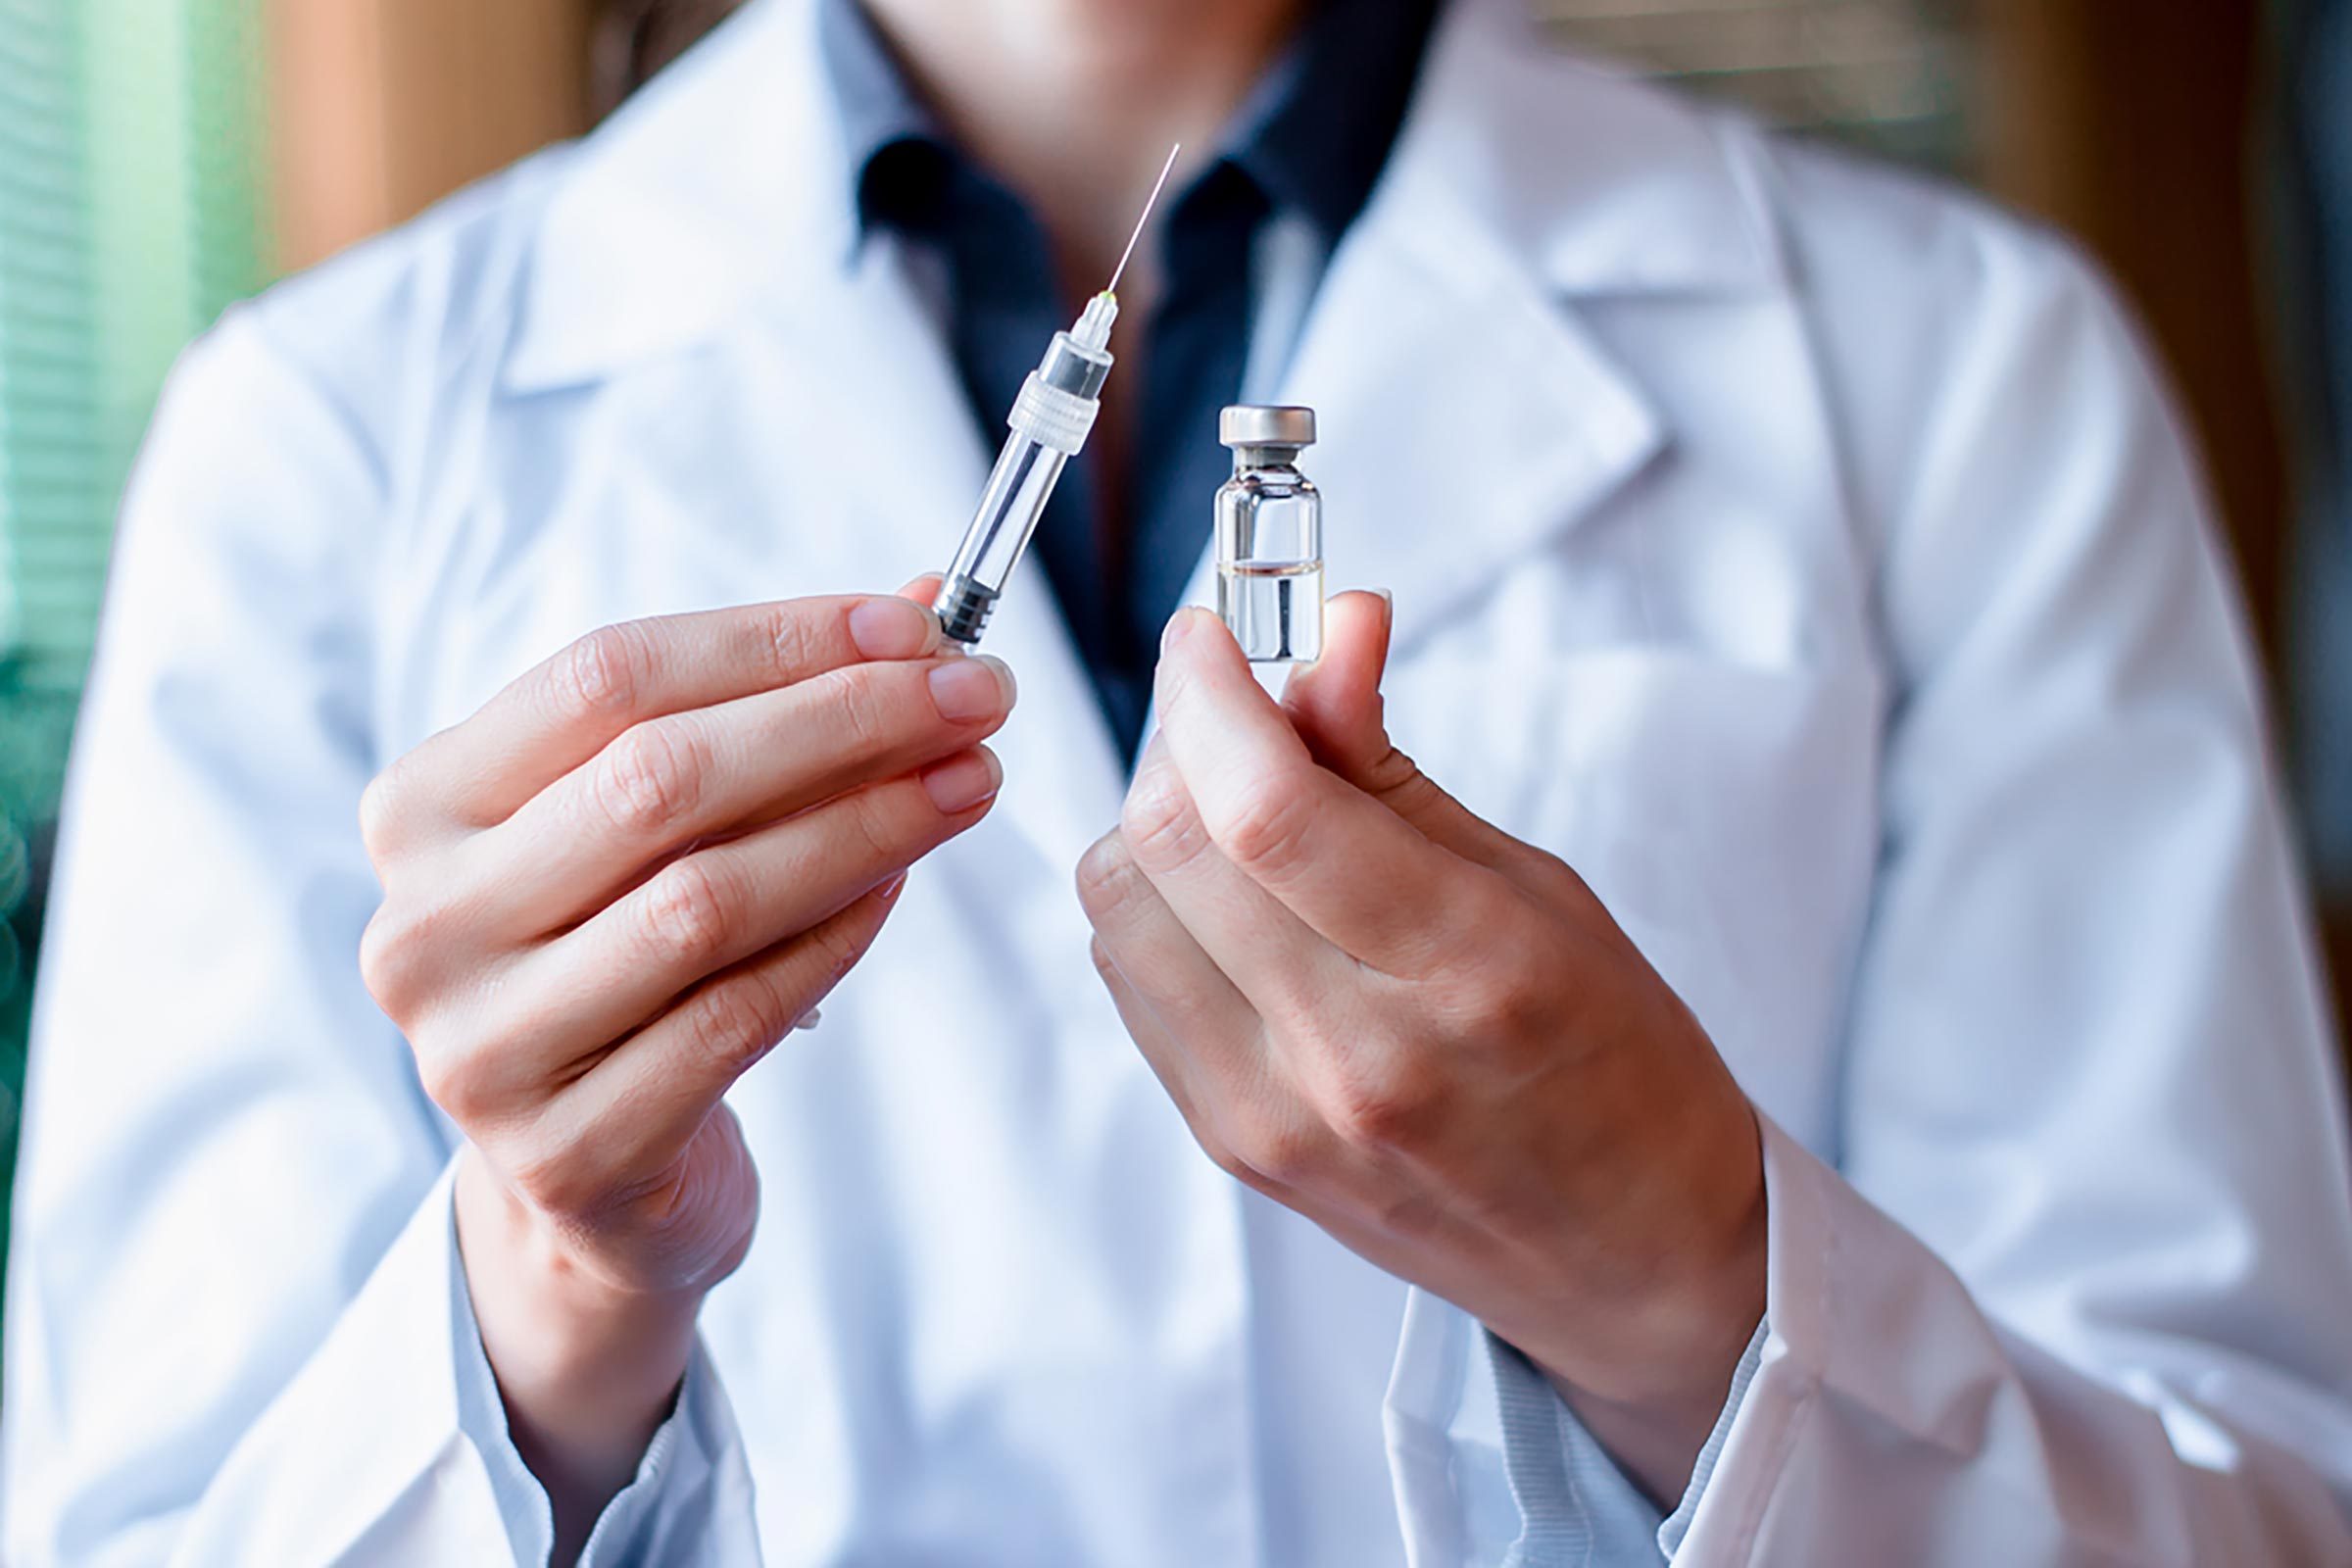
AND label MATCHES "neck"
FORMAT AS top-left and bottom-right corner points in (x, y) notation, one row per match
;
(858, 0), (1307, 298)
